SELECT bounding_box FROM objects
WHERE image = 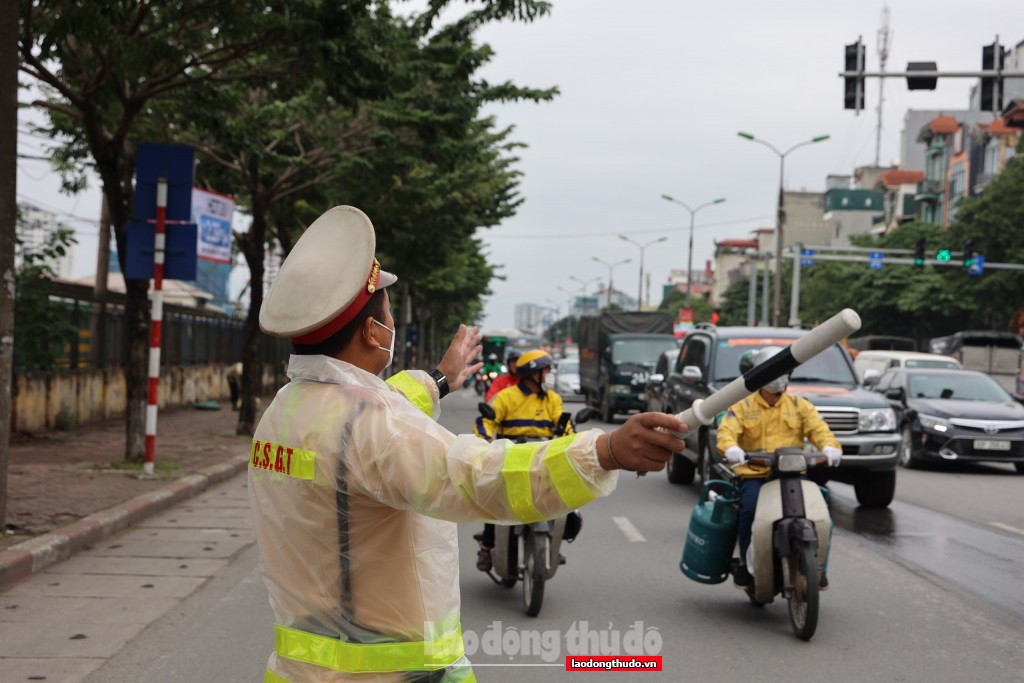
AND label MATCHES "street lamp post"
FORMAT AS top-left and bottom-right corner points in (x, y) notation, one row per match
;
(555, 286), (575, 341)
(737, 131), (829, 327)
(660, 195), (726, 299)
(591, 256), (631, 308)
(569, 275), (601, 297)
(618, 235), (668, 311)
